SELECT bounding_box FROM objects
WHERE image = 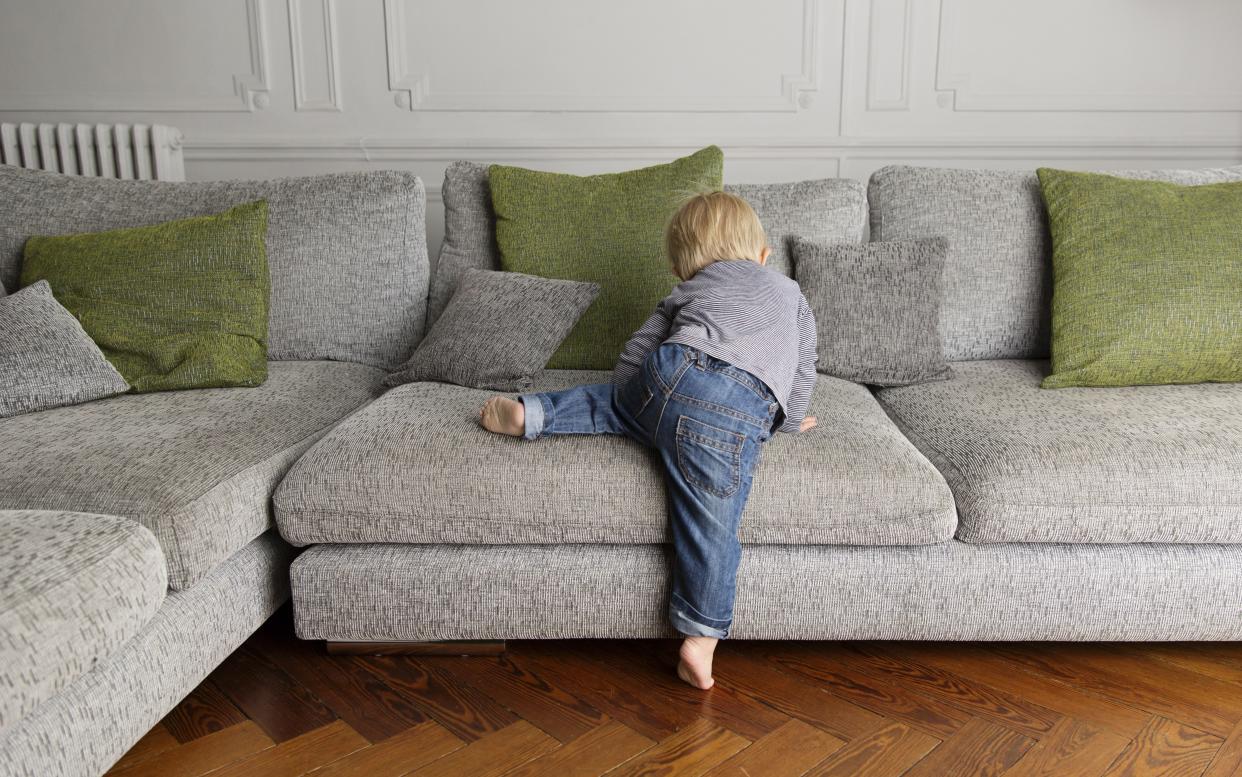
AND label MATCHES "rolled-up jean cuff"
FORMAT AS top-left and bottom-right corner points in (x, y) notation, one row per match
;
(519, 394), (547, 440)
(668, 594), (730, 639)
